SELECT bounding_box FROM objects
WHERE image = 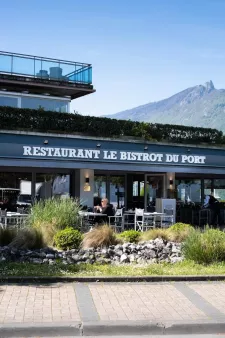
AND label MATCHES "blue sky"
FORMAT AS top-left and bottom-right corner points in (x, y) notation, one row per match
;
(1, 0), (225, 115)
